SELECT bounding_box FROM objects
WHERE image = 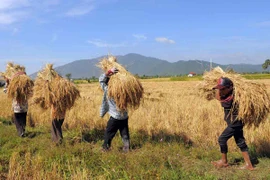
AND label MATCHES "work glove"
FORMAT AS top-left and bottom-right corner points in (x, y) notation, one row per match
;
(107, 67), (119, 76)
